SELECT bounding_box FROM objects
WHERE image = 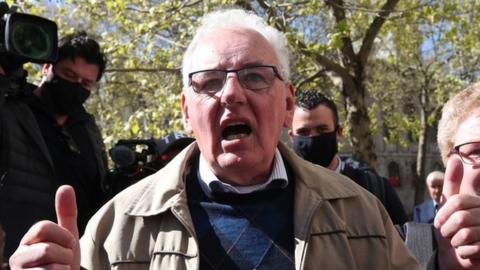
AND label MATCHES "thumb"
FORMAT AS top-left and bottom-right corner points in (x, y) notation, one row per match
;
(55, 185), (79, 239)
(440, 156), (463, 205)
